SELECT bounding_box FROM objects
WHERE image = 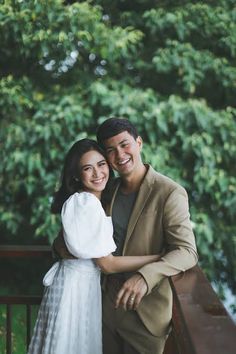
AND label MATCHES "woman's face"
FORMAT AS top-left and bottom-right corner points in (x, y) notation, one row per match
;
(79, 150), (110, 198)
